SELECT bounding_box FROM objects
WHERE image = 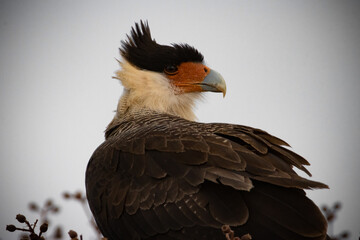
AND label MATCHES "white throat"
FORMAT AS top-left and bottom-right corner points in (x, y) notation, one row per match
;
(112, 61), (201, 121)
